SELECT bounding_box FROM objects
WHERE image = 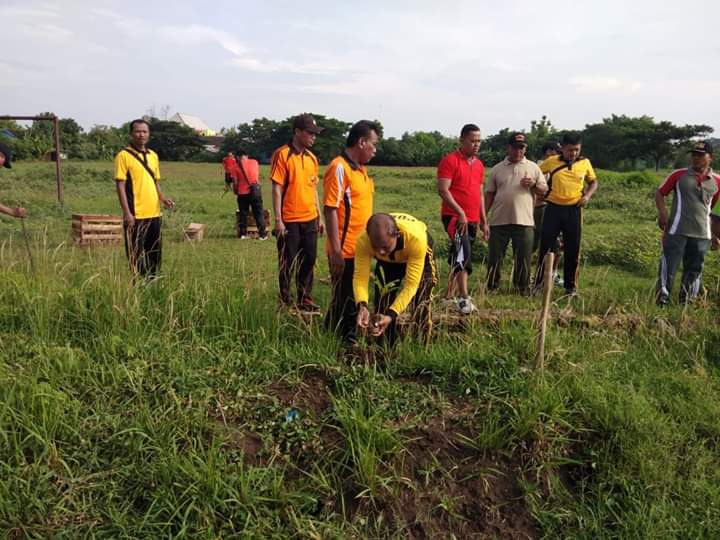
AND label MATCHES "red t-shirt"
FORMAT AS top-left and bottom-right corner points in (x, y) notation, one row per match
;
(222, 156), (236, 173)
(233, 158), (260, 196)
(437, 150), (484, 222)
